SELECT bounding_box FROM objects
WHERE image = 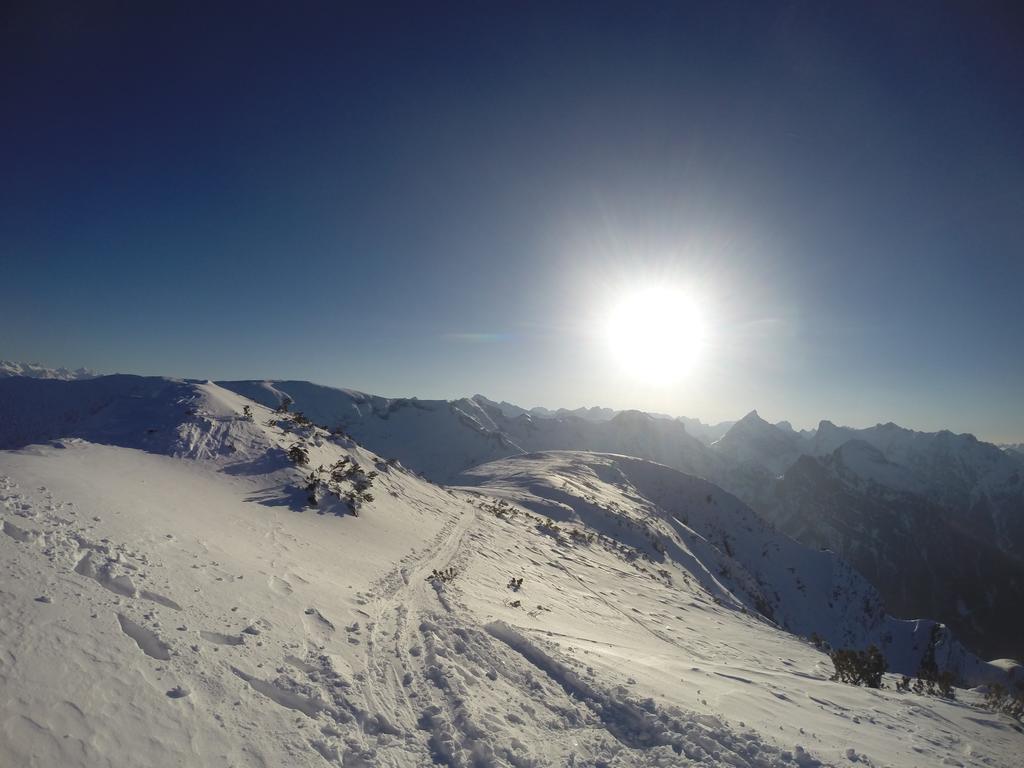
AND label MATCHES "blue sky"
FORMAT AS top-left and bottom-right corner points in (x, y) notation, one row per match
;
(2, 2), (1022, 441)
